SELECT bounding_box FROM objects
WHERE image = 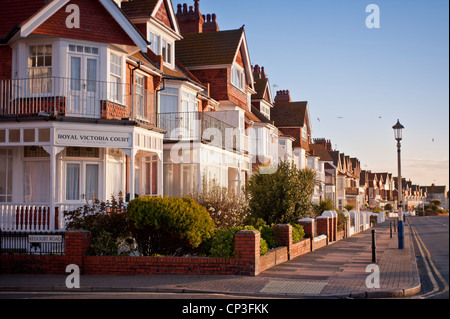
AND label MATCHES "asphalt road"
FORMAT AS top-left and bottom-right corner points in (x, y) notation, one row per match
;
(409, 215), (449, 299)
